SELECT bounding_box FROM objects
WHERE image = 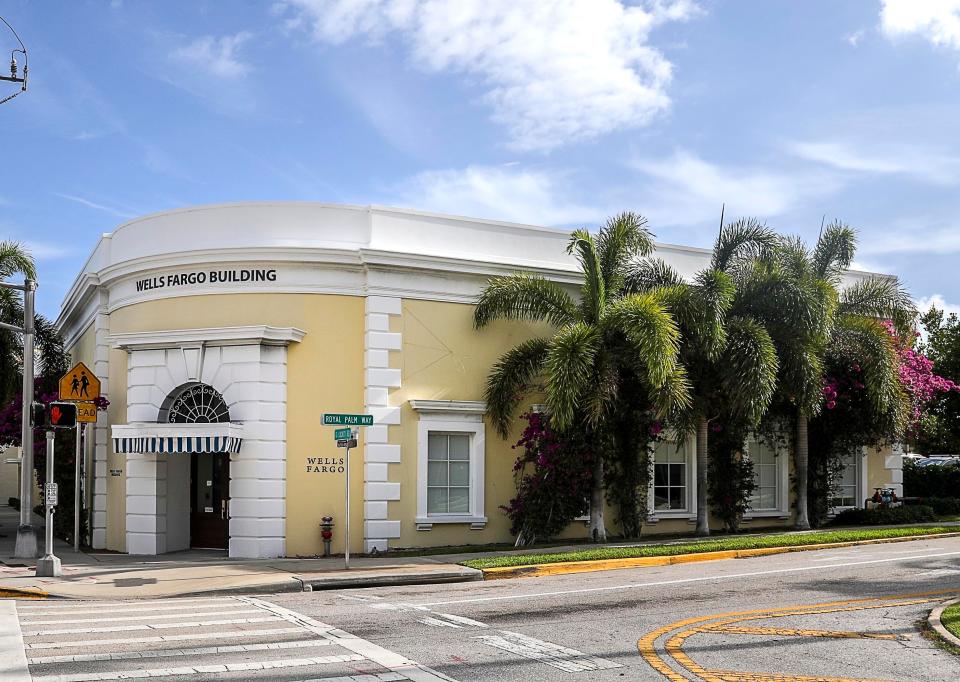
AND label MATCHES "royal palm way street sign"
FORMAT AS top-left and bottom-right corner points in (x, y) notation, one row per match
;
(323, 413), (373, 426)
